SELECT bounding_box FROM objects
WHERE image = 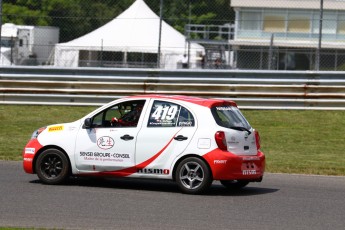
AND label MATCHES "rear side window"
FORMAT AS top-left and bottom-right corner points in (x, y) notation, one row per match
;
(211, 106), (251, 130)
(148, 100), (195, 127)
